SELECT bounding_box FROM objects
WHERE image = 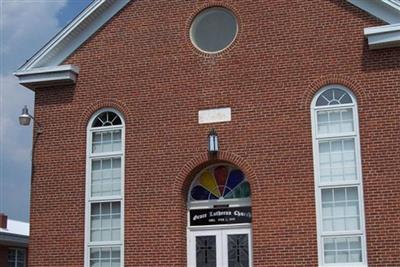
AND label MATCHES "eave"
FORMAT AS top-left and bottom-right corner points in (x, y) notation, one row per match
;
(13, 0), (400, 91)
(364, 23), (400, 49)
(14, 65), (79, 90)
(0, 232), (28, 247)
(347, 0), (400, 49)
(15, 0), (130, 90)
